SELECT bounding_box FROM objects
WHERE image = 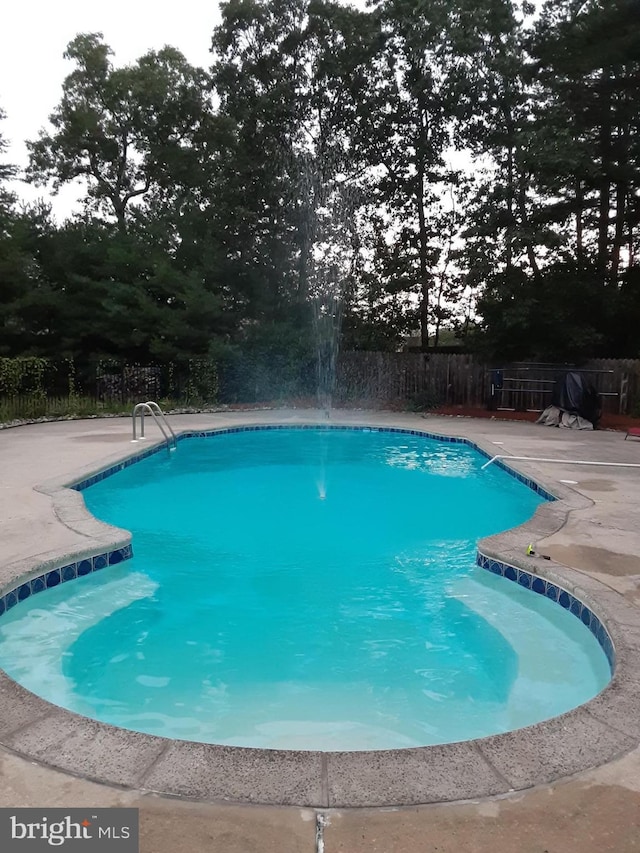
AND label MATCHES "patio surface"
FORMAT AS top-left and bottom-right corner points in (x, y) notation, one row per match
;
(1, 409), (640, 852)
